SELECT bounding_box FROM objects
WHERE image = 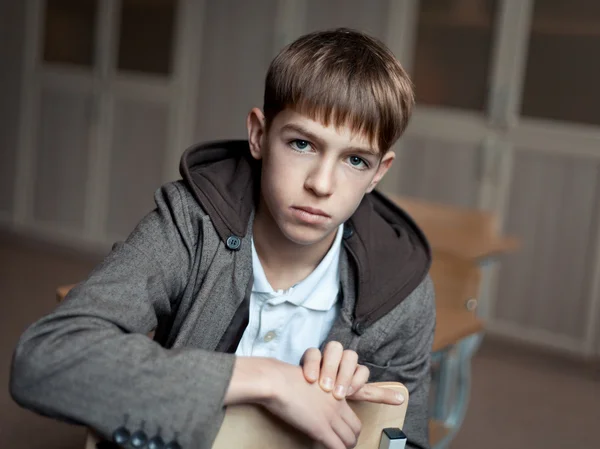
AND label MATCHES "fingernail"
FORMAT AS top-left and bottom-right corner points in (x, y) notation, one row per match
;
(321, 377), (334, 391)
(347, 386), (354, 396)
(334, 385), (346, 397)
(308, 370), (318, 381)
(396, 393), (405, 403)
